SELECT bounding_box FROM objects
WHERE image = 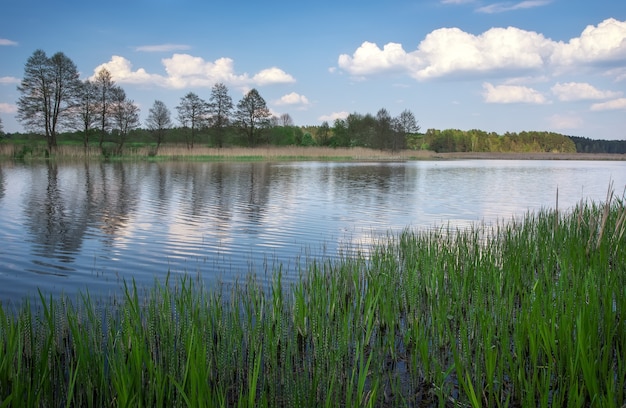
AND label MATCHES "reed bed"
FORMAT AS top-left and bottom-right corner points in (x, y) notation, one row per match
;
(1, 191), (625, 407)
(0, 143), (431, 162)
